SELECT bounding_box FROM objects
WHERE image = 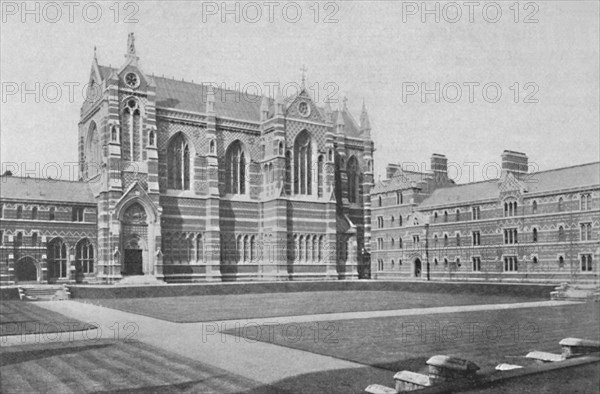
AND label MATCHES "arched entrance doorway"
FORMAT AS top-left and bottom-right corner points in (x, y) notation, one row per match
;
(414, 258), (422, 278)
(16, 256), (38, 282)
(121, 202), (148, 276)
(123, 237), (144, 275)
